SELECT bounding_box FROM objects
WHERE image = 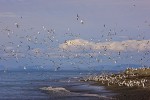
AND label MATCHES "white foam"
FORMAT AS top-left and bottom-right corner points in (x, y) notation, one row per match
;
(40, 86), (70, 92)
(40, 86), (115, 99)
